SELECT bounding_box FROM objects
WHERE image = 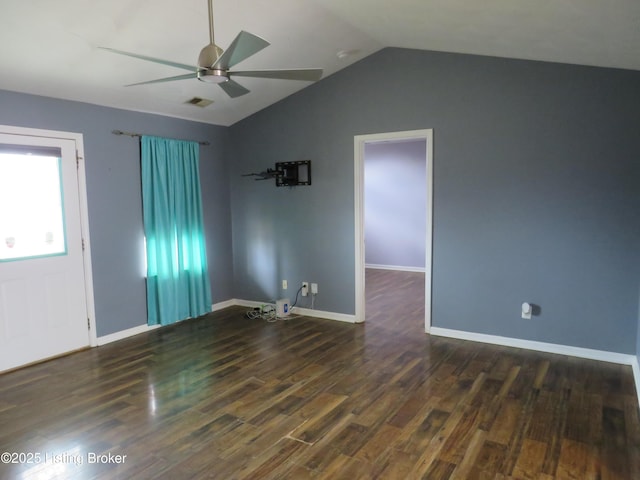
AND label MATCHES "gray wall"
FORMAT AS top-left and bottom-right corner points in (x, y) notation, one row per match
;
(229, 47), (640, 353)
(2, 46), (638, 354)
(364, 140), (427, 269)
(0, 90), (233, 336)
